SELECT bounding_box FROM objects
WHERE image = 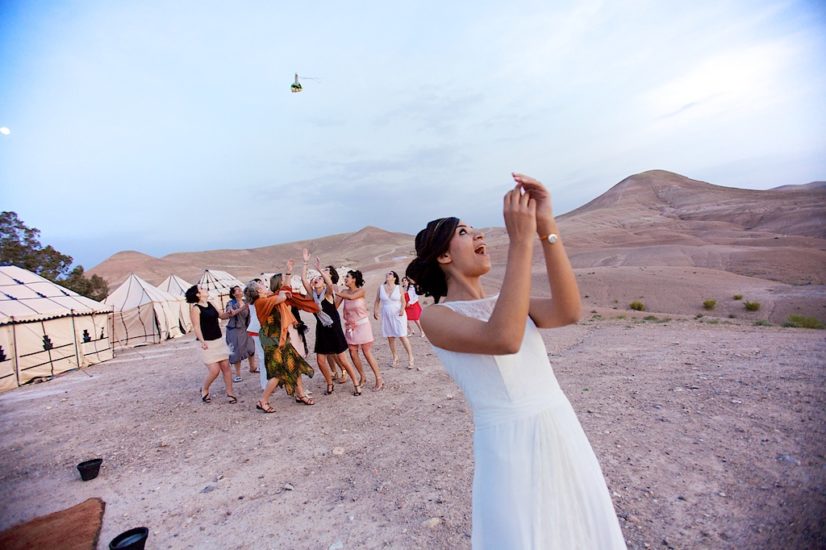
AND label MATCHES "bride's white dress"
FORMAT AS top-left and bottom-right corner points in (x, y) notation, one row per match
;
(432, 295), (626, 549)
